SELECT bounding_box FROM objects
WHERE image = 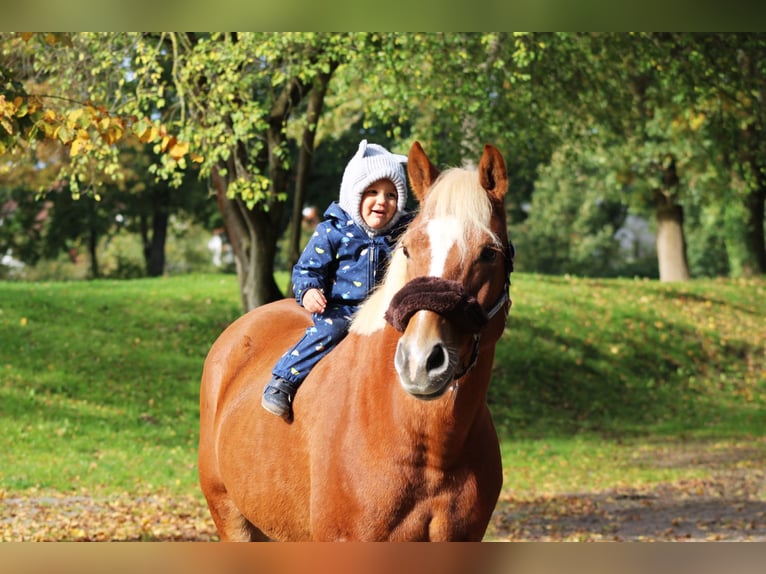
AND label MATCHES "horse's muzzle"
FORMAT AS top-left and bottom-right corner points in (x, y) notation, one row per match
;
(386, 276), (486, 399)
(394, 328), (455, 399)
